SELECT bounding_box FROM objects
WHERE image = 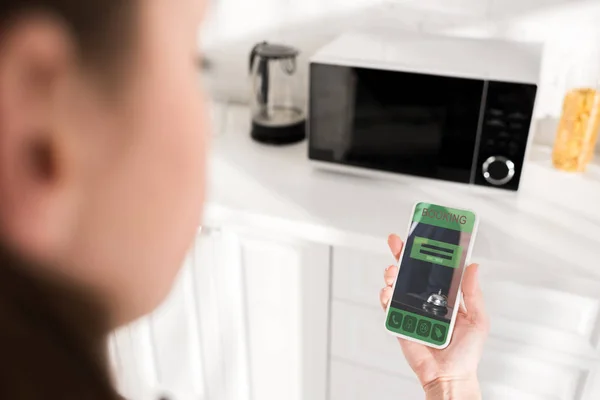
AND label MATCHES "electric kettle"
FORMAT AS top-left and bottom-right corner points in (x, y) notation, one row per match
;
(249, 42), (306, 144)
